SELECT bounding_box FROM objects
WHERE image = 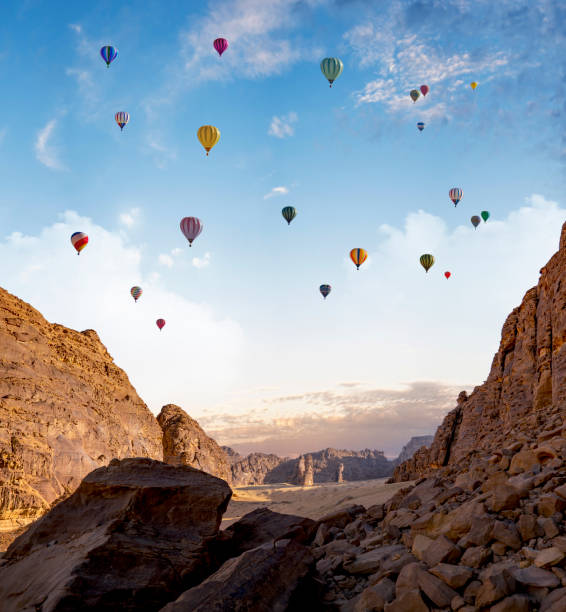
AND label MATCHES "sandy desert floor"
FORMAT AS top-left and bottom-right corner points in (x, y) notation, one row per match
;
(221, 478), (413, 527)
